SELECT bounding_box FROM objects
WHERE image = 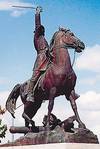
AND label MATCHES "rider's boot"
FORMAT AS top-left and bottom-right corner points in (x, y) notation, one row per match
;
(26, 72), (40, 102)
